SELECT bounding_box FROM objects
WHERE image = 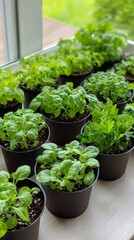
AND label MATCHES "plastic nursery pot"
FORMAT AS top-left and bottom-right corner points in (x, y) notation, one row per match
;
(20, 84), (40, 108)
(35, 164), (99, 218)
(125, 73), (134, 82)
(1, 178), (46, 240)
(116, 89), (134, 114)
(44, 113), (90, 146)
(97, 147), (133, 181)
(0, 102), (22, 118)
(1, 126), (50, 176)
(58, 69), (93, 88)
